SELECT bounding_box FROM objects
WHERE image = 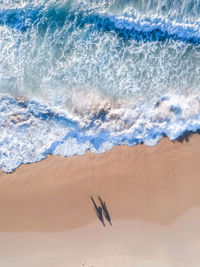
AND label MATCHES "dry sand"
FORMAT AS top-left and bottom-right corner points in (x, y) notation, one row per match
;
(0, 134), (200, 266)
